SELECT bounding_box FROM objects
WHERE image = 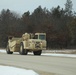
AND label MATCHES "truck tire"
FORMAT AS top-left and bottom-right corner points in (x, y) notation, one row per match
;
(6, 45), (13, 54)
(33, 50), (42, 55)
(19, 43), (28, 55)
